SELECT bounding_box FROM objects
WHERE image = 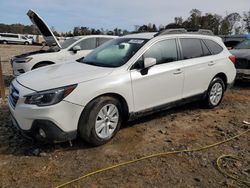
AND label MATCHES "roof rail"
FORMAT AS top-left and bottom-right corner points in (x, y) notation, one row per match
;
(155, 28), (214, 37)
(189, 29), (214, 36)
(155, 28), (187, 36)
